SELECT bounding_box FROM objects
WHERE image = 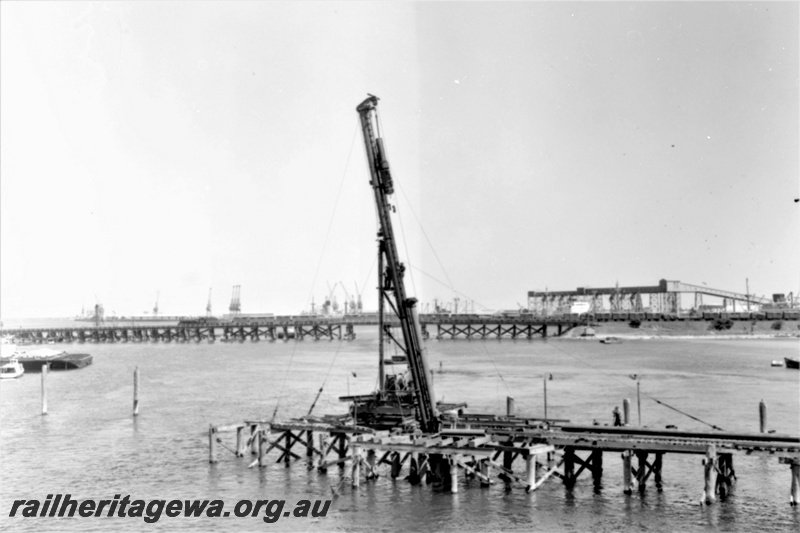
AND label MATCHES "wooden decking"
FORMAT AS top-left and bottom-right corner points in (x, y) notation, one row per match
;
(208, 414), (800, 505)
